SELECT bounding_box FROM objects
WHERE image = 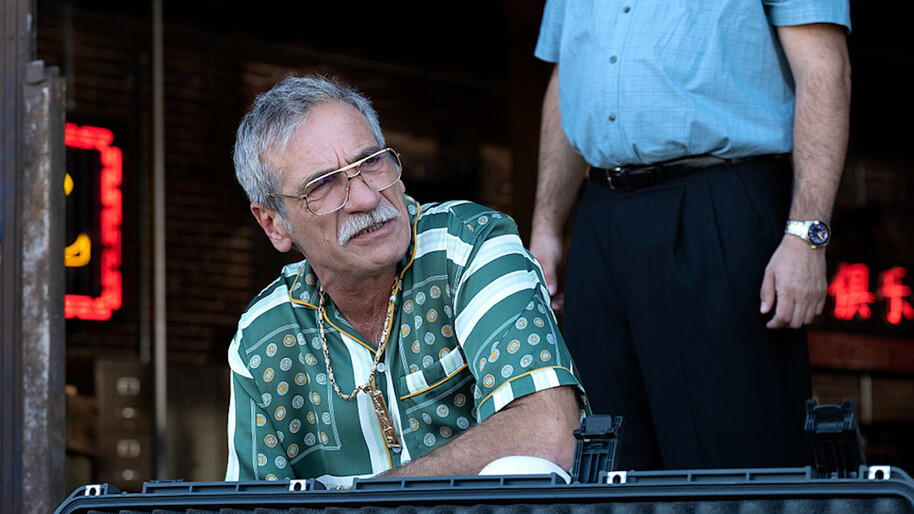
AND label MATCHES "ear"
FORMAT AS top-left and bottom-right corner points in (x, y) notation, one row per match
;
(251, 203), (293, 253)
